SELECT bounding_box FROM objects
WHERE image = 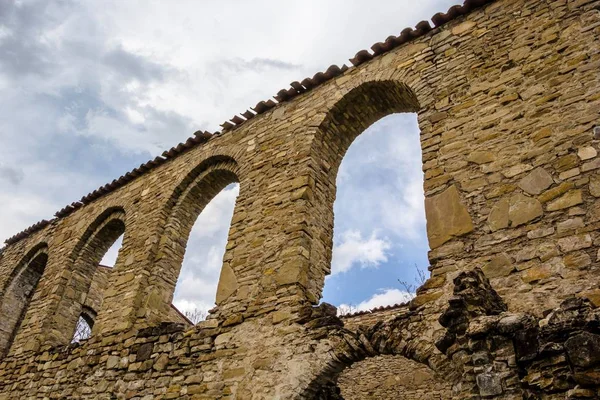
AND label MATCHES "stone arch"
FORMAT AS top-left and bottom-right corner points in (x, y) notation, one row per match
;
(141, 155), (241, 323)
(304, 79), (423, 304)
(72, 305), (96, 342)
(299, 307), (459, 399)
(0, 243), (49, 357)
(49, 207), (127, 344)
(336, 354), (453, 399)
(316, 79), (421, 171)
